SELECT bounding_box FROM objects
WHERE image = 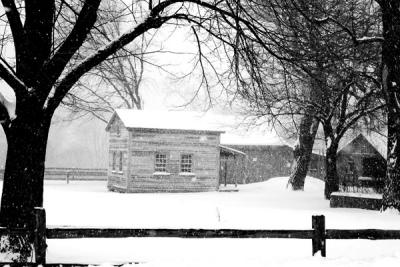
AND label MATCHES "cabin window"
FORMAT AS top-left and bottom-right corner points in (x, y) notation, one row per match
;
(360, 143), (368, 154)
(116, 124), (120, 137)
(119, 151), (123, 172)
(180, 154), (193, 173)
(155, 153), (167, 172)
(112, 151), (116, 171)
